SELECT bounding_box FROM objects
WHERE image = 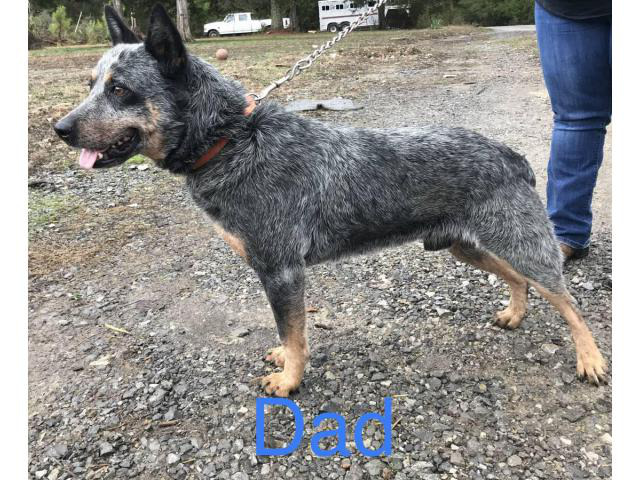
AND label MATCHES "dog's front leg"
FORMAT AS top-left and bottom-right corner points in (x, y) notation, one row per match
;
(258, 265), (309, 397)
